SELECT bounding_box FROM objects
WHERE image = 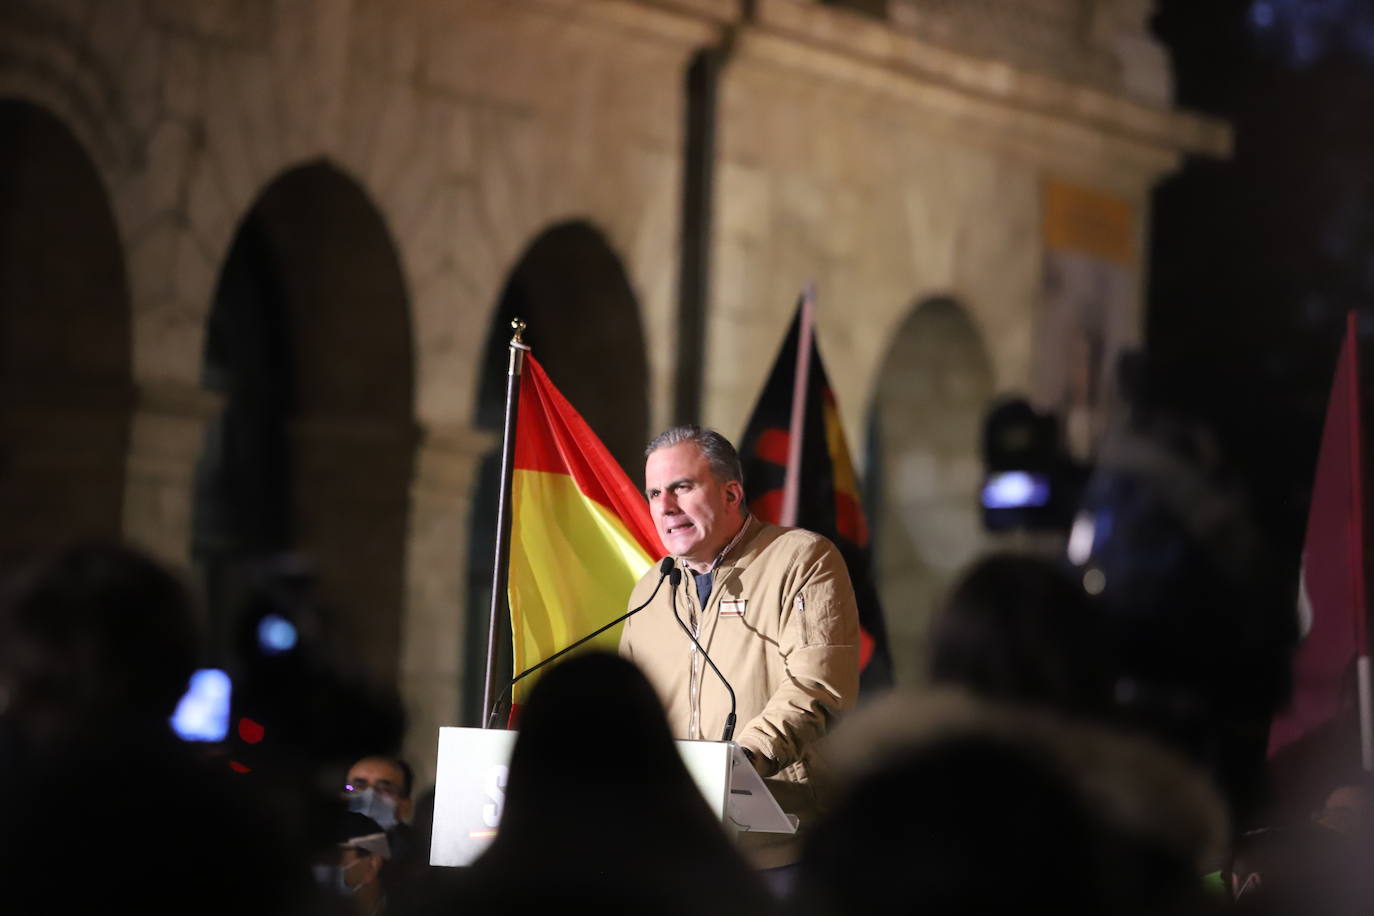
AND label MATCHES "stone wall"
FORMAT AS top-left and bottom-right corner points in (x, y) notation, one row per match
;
(0, 0), (1225, 788)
